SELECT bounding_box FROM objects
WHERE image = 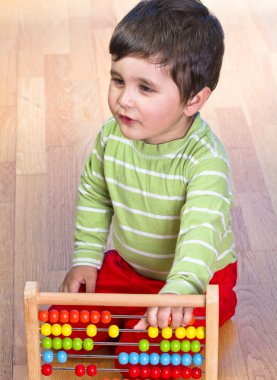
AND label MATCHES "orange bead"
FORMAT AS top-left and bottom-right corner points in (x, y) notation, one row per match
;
(187, 314), (195, 326)
(101, 311), (111, 324)
(90, 311), (101, 324)
(49, 310), (59, 323)
(168, 315), (172, 326)
(69, 310), (80, 323)
(80, 310), (90, 323)
(38, 310), (48, 323)
(59, 310), (69, 323)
